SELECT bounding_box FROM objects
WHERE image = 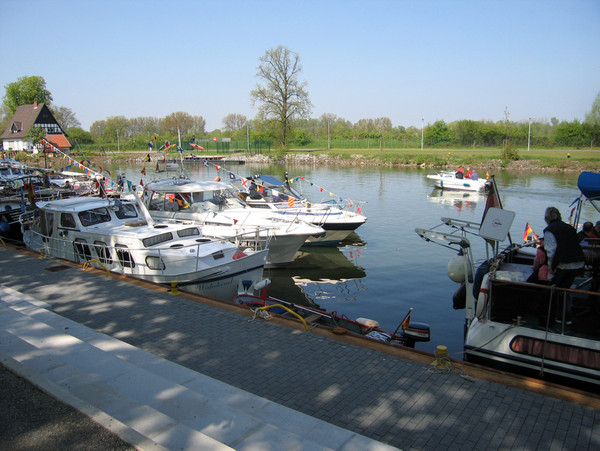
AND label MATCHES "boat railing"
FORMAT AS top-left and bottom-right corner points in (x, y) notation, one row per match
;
(485, 277), (600, 341)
